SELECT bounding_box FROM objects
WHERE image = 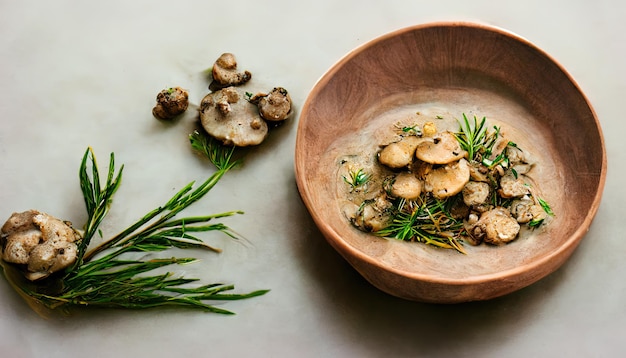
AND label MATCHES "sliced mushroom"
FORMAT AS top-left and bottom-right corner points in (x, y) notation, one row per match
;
(378, 136), (422, 169)
(462, 181), (491, 207)
(414, 131), (467, 164)
(346, 195), (392, 232)
(424, 158), (470, 199)
(250, 87), (293, 122)
(199, 87), (268, 147)
(498, 171), (530, 198)
(510, 197), (546, 224)
(152, 87), (189, 120)
(210, 53), (252, 90)
(472, 207), (521, 245)
(389, 172), (422, 200)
